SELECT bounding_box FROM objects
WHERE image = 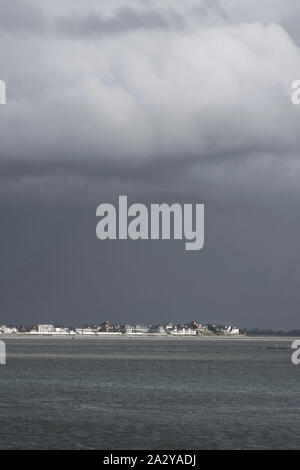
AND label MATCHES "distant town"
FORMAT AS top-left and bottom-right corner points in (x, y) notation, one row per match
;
(0, 320), (245, 336)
